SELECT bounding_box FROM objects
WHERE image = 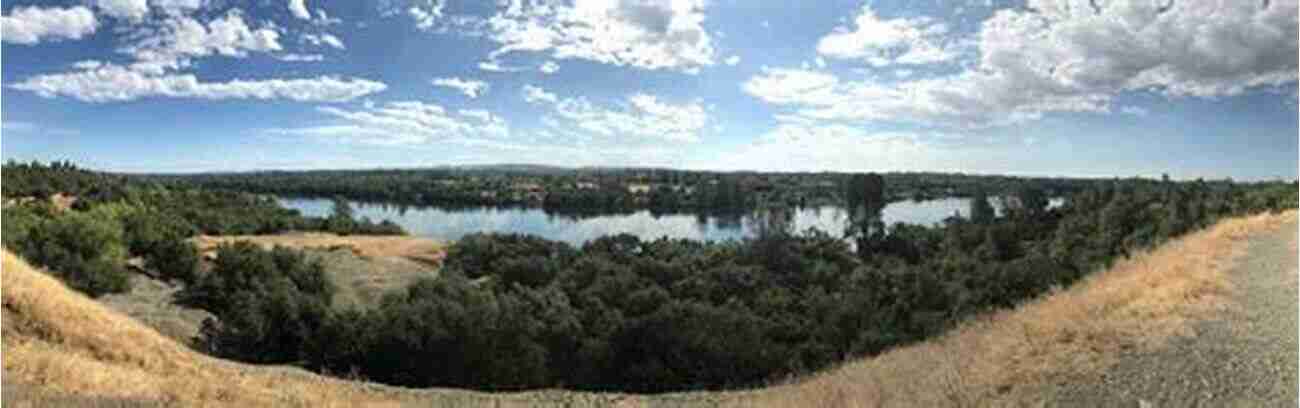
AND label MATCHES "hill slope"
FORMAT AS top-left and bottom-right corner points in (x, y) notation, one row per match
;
(3, 210), (1294, 407)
